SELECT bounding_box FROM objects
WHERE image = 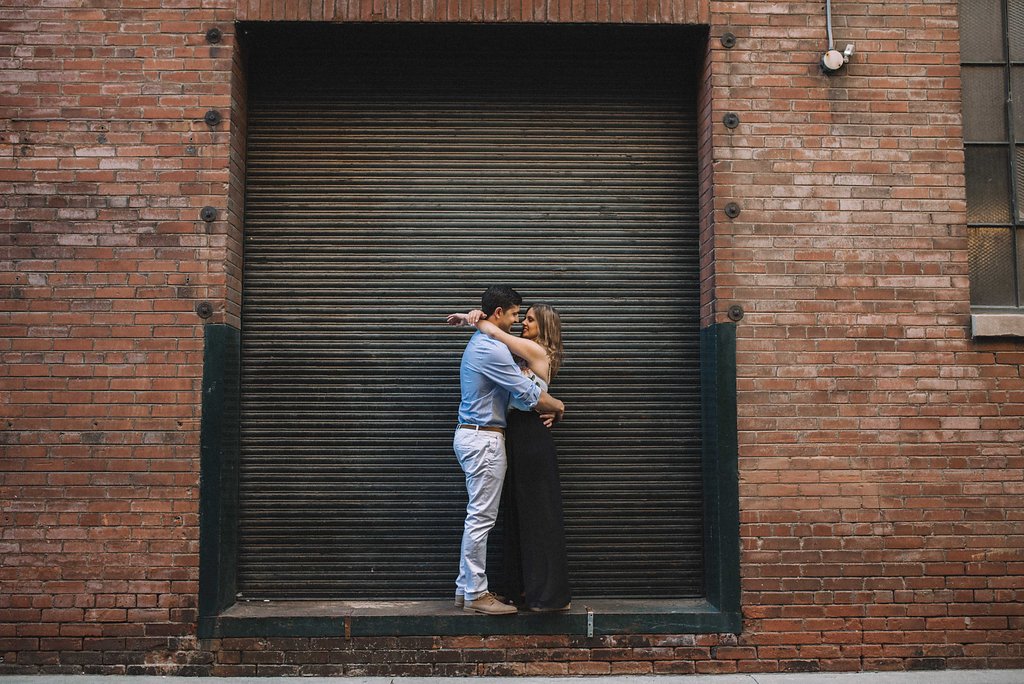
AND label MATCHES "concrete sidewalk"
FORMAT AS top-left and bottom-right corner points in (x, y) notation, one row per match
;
(3, 671), (1023, 684)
